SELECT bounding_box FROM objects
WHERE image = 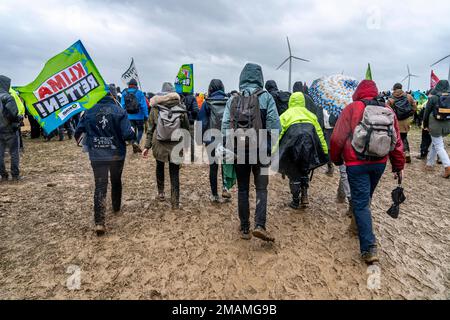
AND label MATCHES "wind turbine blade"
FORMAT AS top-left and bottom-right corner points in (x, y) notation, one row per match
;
(431, 54), (450, 67)
(292, 56), (310, 62)
(287, 37), (292, 56)
(411, 74), (419, 78)
(276, 57), (290, 70)
(401, 75), (408, 82)
(407, 65), (410, 75)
